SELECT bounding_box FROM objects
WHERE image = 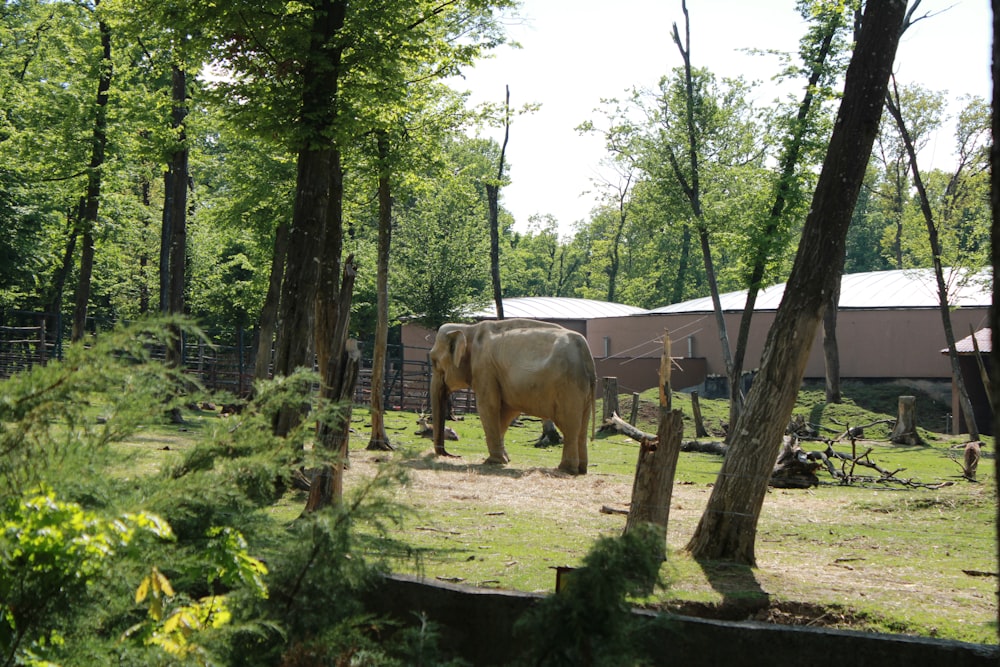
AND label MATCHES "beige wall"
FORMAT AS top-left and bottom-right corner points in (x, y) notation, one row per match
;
(403, 307), (990, 395)
(587, 307), (990, 392)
